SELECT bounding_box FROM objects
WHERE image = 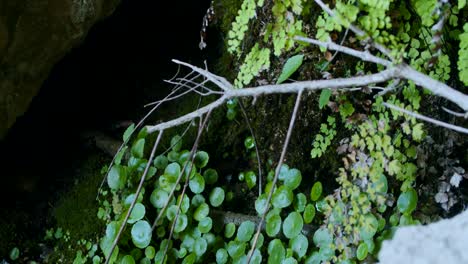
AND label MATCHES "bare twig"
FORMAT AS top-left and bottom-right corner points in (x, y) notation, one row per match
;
(442, 107), (468, 118)
(104, 130), (164, 264)
(238, 100), (263, 195)
(294, 36), (392, 67)
(247, 91), (303, 263)
(383, 103), (468, 134)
